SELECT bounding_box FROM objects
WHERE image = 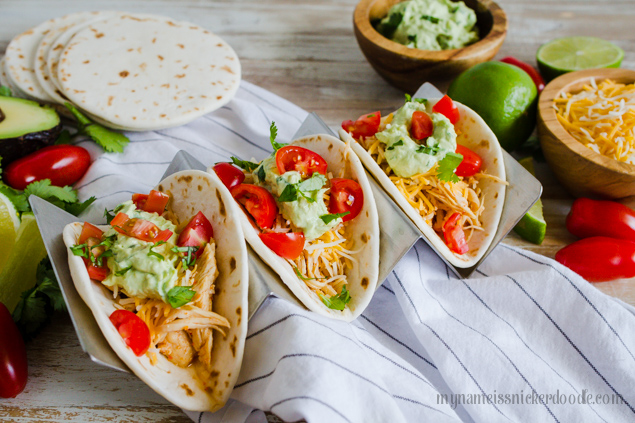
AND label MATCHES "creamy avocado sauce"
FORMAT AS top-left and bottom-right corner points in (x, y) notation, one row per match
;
(377, 0), (479, 50)
(102, 200), (180, 301)
(376, 101), (457, 178)
(254, 154), (341, 241)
